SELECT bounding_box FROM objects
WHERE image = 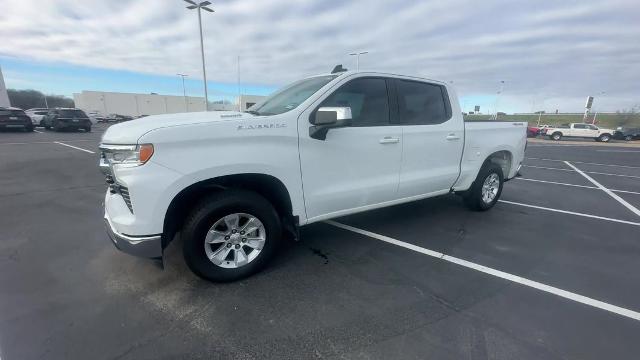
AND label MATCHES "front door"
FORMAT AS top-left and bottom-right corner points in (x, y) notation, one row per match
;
(298, 77), (402, 222)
